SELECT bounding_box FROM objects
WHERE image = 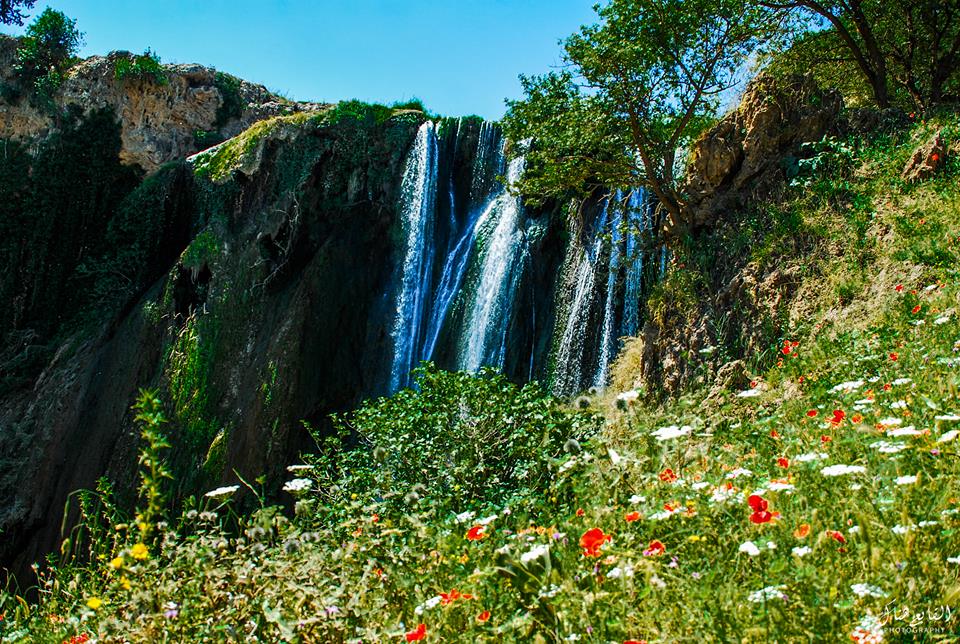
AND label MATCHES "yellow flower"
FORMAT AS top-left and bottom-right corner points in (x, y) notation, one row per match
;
(86, 597), (103, 610)
(130, 543), (149, 560)
(109, 556), (124, 569)
(119, 575), (131, 591)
